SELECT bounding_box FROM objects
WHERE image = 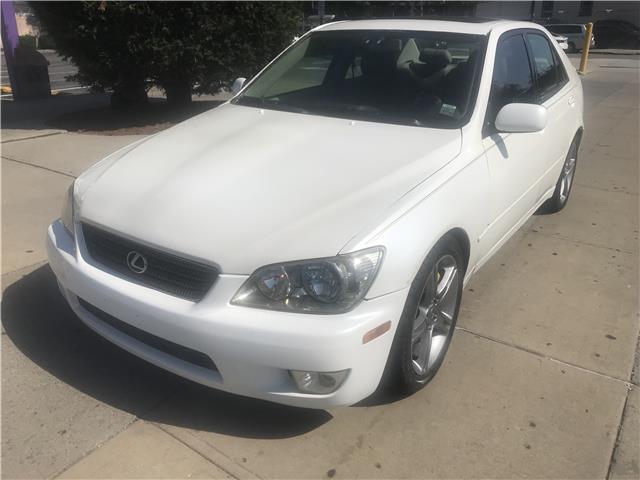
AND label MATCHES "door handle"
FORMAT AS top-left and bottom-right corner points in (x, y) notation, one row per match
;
(568, 95), (576, 107)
